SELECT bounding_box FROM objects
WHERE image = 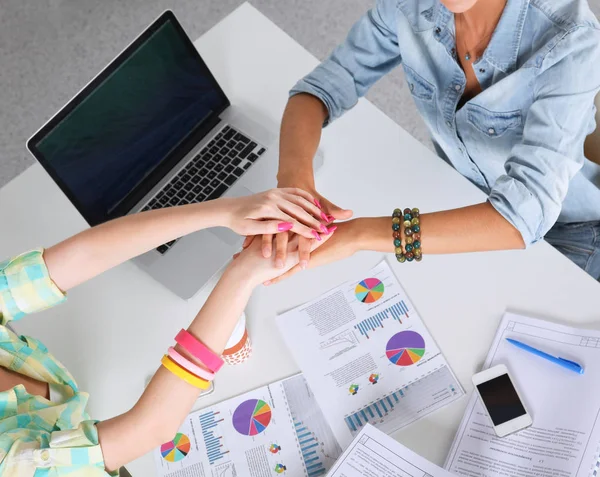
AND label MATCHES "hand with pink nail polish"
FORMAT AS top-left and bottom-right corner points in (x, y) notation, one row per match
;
(267, 221), (359, 286)
(228, 225), (336, 286)
(219, 188), (328, 241)
(270, 177), (353, 269)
